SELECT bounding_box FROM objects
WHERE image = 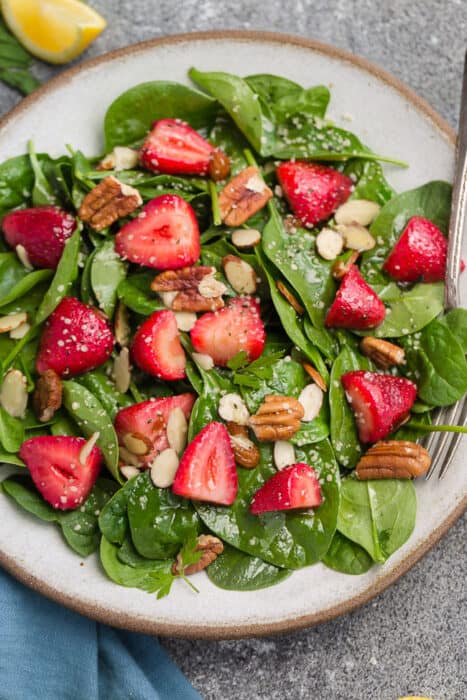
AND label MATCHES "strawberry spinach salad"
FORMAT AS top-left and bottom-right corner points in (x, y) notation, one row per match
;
(0, 69), (466, 597)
